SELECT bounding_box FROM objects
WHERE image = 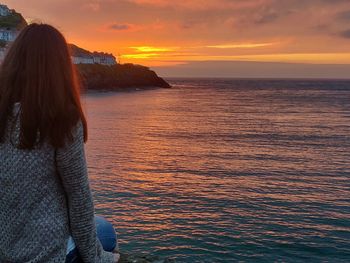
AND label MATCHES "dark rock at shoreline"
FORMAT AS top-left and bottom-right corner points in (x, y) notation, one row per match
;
(119, 252), (158, 263)
(119, 252), (176, 263)
(76, 63), (171, 91)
